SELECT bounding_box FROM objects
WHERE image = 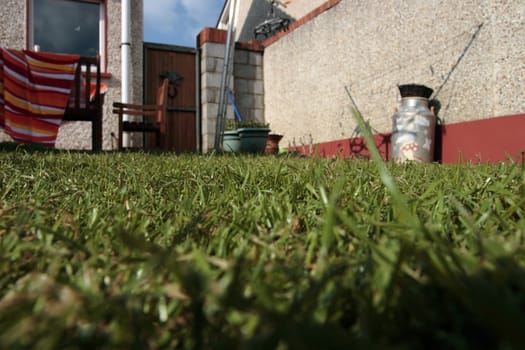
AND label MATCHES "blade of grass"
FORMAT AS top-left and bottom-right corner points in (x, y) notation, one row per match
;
(345, 90), (420, 230)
